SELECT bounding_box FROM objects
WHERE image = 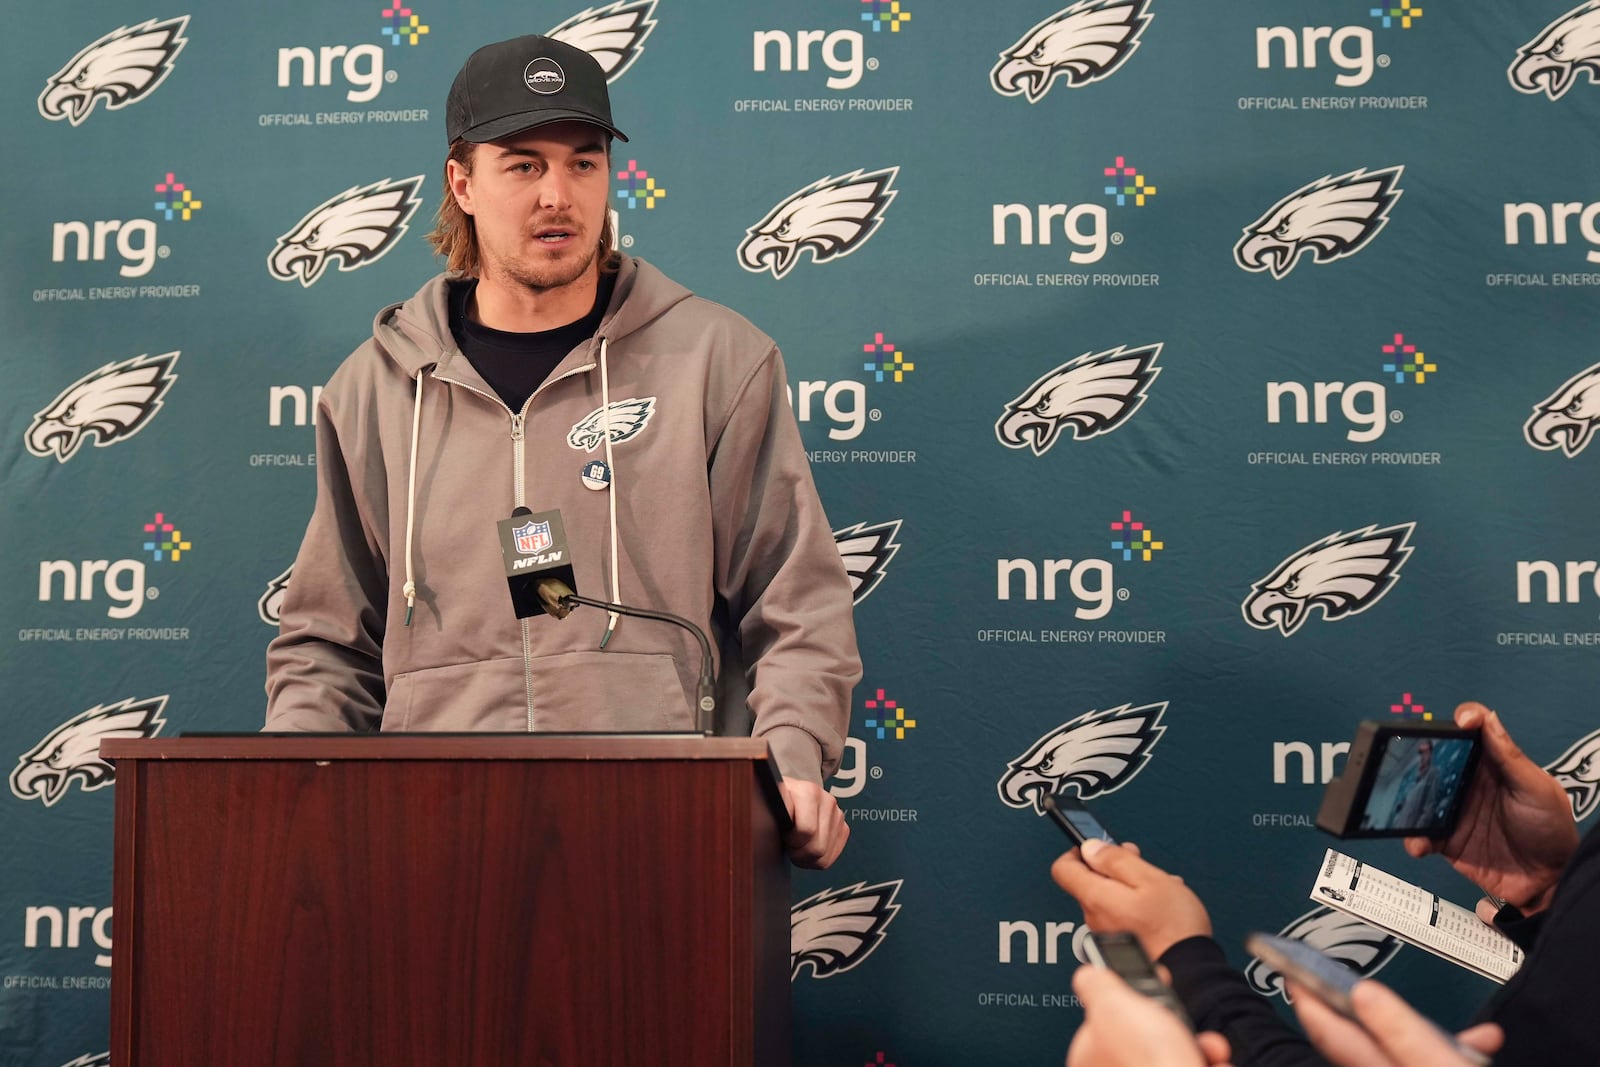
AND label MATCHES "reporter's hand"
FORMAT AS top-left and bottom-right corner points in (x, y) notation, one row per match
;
(1067, 965), (1232, 1067)
(1291, 978), (1502, 1067)
(1051, 839), (1213, 960)
(778, 779), (848, 869)
(1403, 702), (1577, 914)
